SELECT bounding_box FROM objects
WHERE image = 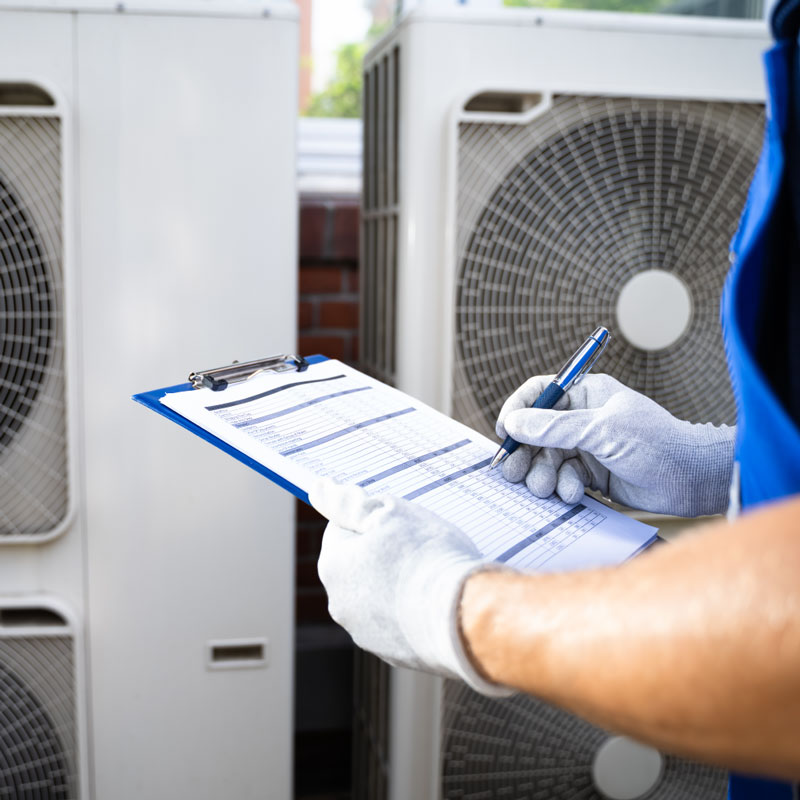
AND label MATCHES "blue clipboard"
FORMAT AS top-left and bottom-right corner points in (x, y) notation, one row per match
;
(132, 354), (327, 505)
